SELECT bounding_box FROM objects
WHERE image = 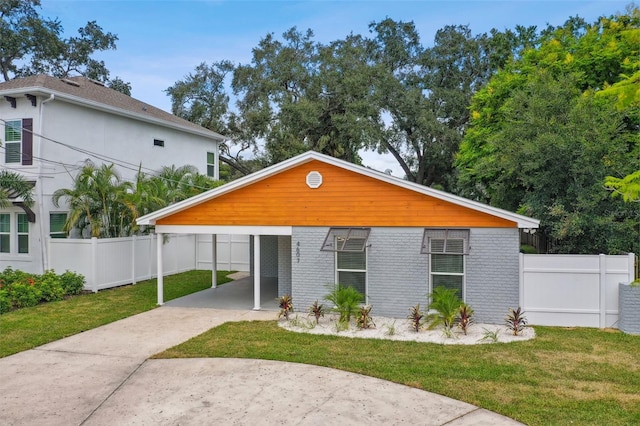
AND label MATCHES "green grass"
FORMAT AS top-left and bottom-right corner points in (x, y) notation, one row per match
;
(156, 321), (640, 425)
(0, 270), (234, 358)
